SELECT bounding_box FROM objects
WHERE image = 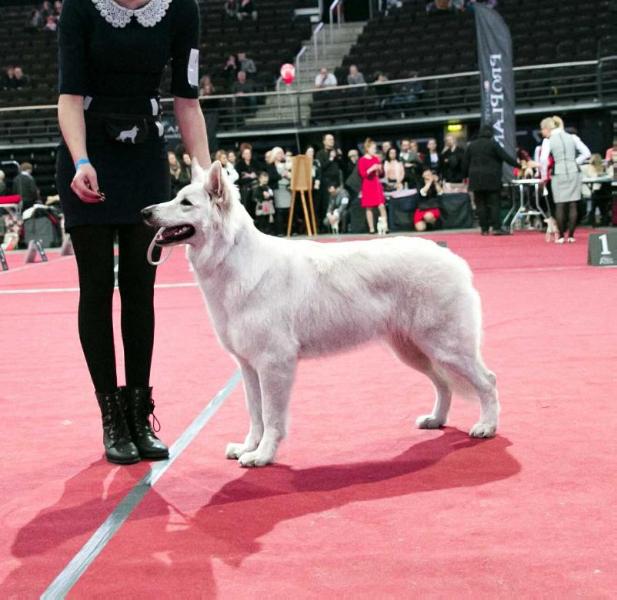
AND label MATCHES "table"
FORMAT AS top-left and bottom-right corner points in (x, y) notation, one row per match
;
(387, 191), (473, 231)
(505, 179), (545, 232)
